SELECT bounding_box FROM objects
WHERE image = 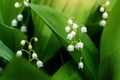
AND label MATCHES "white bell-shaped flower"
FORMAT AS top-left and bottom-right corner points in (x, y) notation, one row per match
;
(36, 60), (44, 68)
(99, 20), (106, 27)
(75, 42), (84, 49)
(67, 33), (74, 40)
(67, 45), (74, 51)
(16, 50), (22, 57)
(99, 6), (105, 13)
(68, 19), (73, 24)
(102, 12), (108, 19)
(11, 19), (17, 27)
(20, 25), (27, 32)
(81, 26), (87, 33)
(65, 26), (71, 33)
(78, 61), (84, 69)
(71, 31), (76, 37)
(32, 53), (38, 59)
(73, 23), (78, 30)
(14, 2), (20, 8)
(17, 14), (23, 21)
